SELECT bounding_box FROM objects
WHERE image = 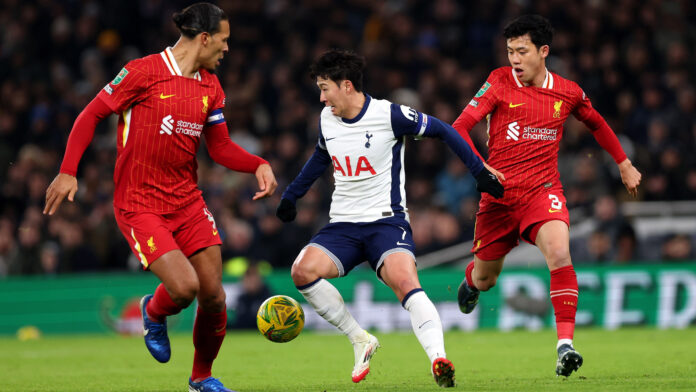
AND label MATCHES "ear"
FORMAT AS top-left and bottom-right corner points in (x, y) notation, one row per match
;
(343, 80), (354, 92)
(539, 44), (550, 59)
(200, 32), (210, 46)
